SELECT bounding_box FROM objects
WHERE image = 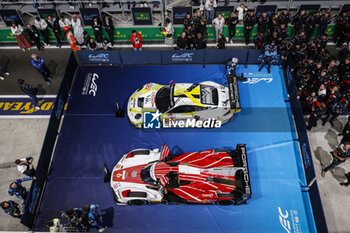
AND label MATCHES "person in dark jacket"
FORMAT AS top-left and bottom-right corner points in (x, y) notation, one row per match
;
(88, 38), (98, 51)
(83, 31), (90, 47)
(103, 15), (114, 46)
(322, 100), (347, 126)
(47, 15), (61, 47)
(18, 79), (41, 109)
(305, 12), (317, 42)
(337, 45), (350, 64)
(193, 10), (203, 35)
(176, 32), (187, 50)
(217, 33), (225, 49)
(322, 142), (350, 176)
(102, 38), (112, 50)
(340, 116), (350, 143)
(318, 12), (330, 37)
(254, 33), (265, 50)
(226, 12), (238, 44)
(91, 17), (102, 43)
(15, 157), (35, 177)
(306, 102), (327, 130)
(291, 11), (307, 36)
(183, 13), (193, 28)
(334, 12), (348, 45)
(198, 19), (207, 38)
(193, 32), (206, 50)
(25, 24), (43, 52)
(184, 25), (195, 49)
(278, 10), (290, 26)
(31, 54), (52, 84)
(8, 177), (33, 202)
(257, 12), (269, 35)
(0, 201), (23, 218)
(243, 12), (256, 45)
